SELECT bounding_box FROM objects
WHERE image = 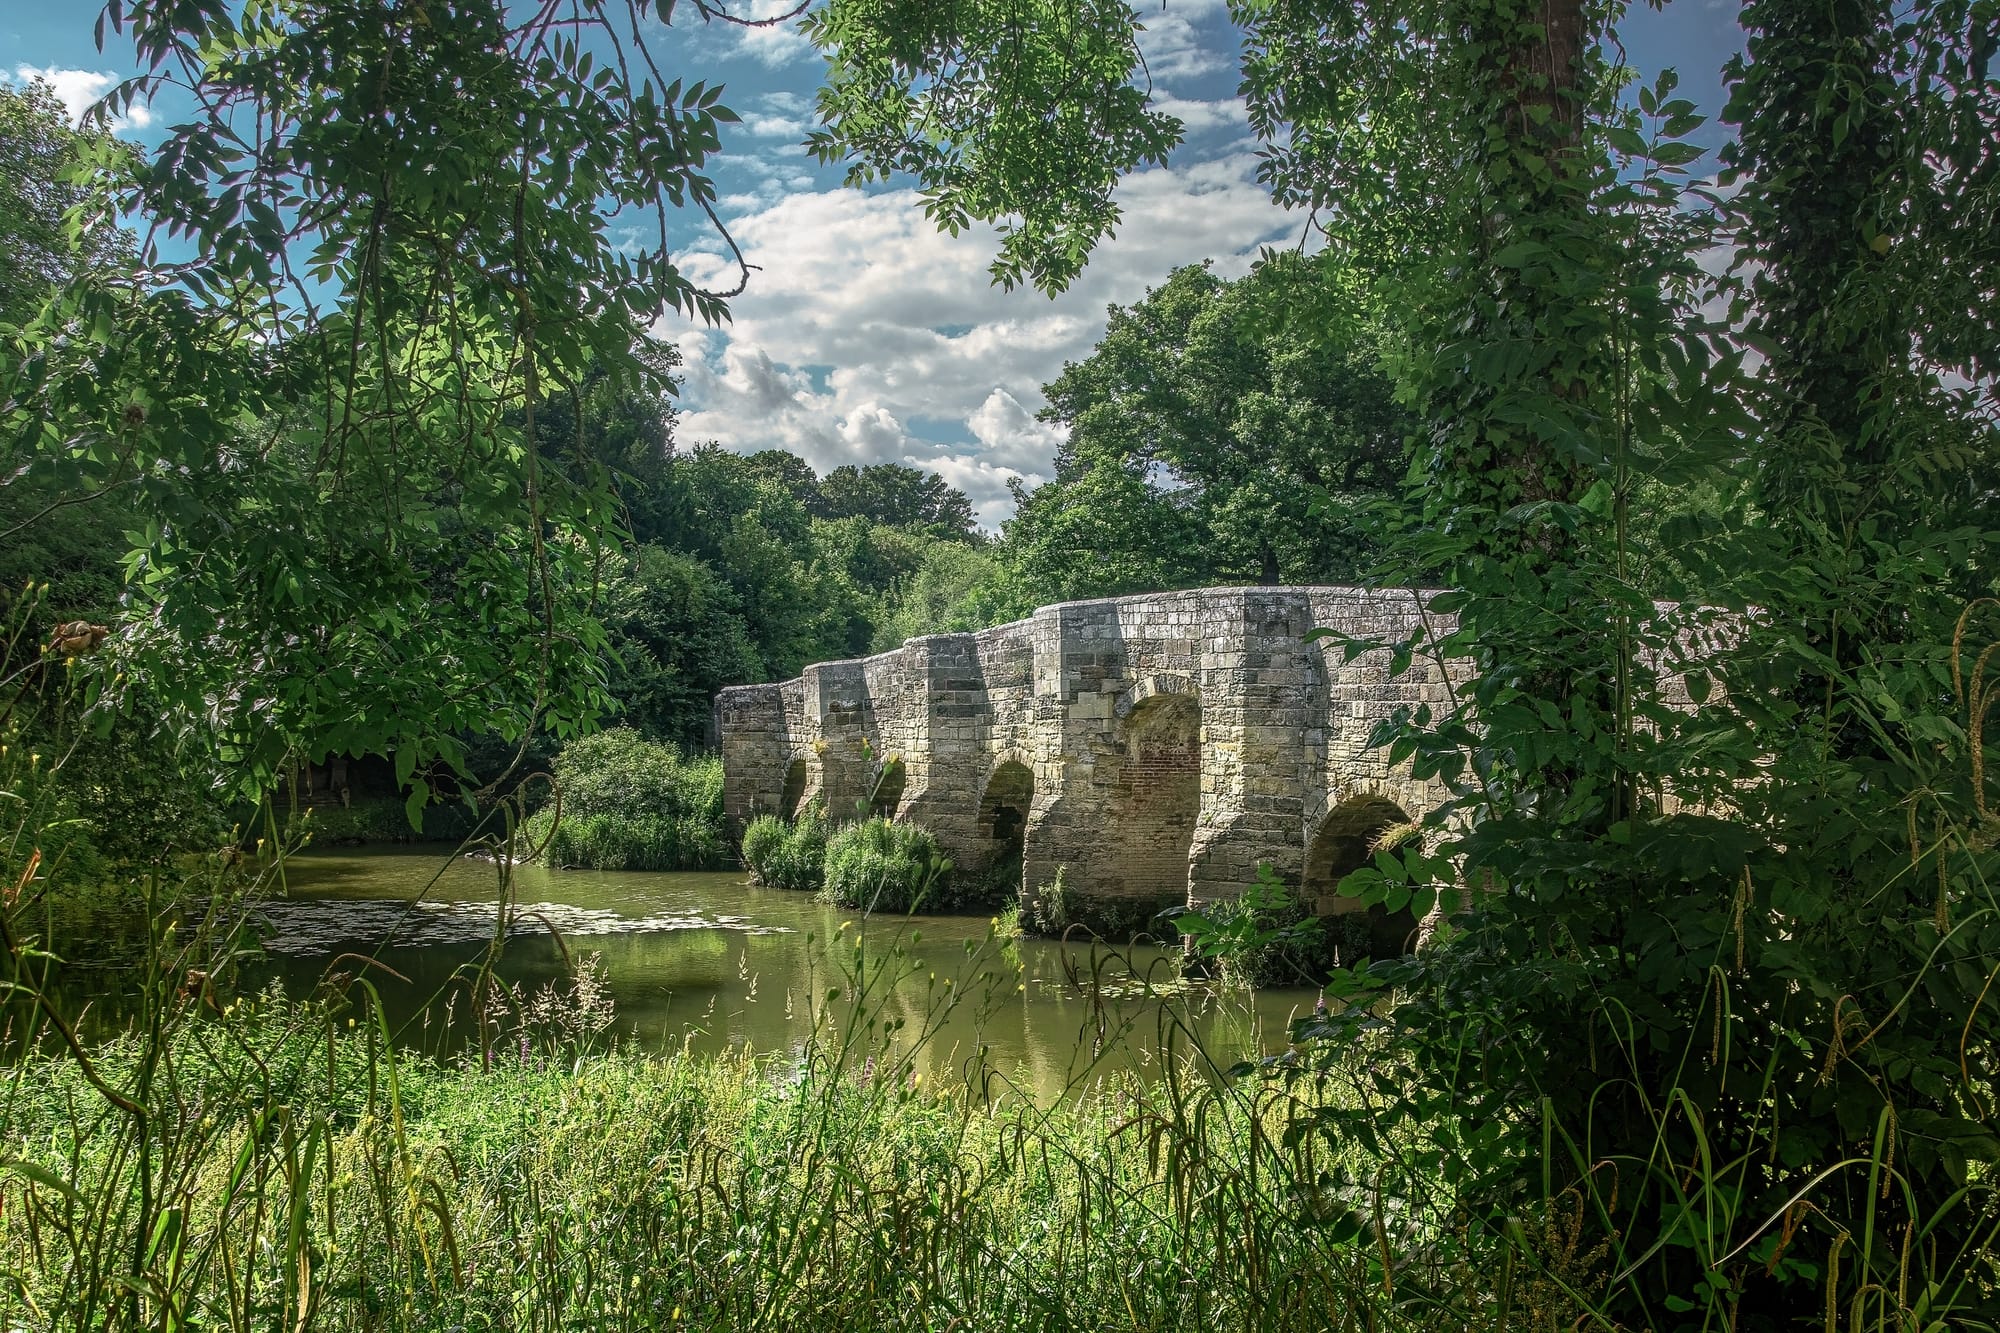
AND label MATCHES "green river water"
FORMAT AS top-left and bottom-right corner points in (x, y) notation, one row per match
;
(226, 850), (1320, 1098)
